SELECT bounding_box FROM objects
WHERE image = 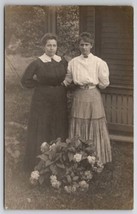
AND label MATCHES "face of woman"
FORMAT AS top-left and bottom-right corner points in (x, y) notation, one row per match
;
(44, 39), (57, 57)
(79, 40), (92, 57)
